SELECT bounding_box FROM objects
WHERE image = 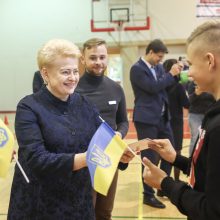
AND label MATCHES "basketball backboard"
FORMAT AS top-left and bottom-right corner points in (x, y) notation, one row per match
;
(91, 0), (150, 32)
